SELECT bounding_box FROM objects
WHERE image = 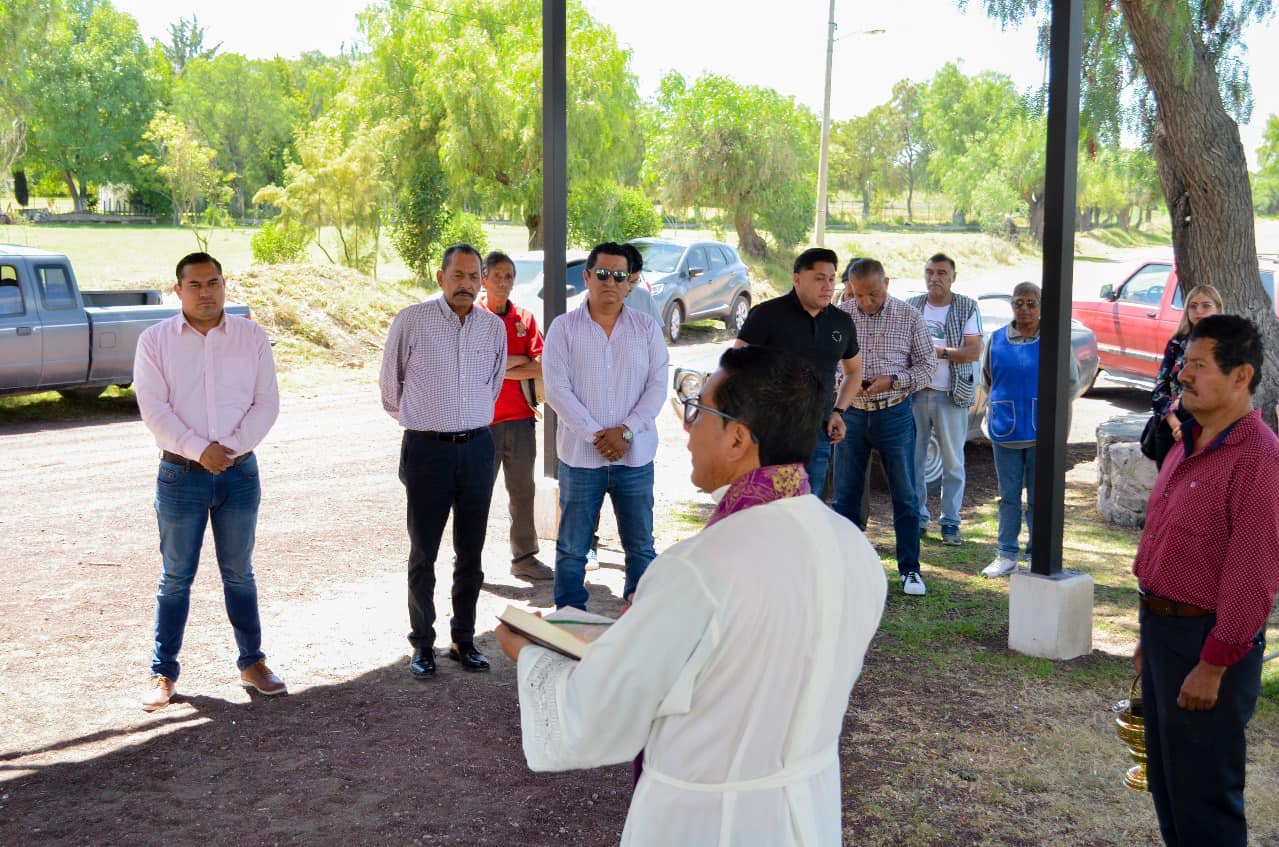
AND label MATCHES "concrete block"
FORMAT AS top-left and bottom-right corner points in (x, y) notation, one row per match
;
(1008, 569), (1094, 660)
(534, 476), (560, 541)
